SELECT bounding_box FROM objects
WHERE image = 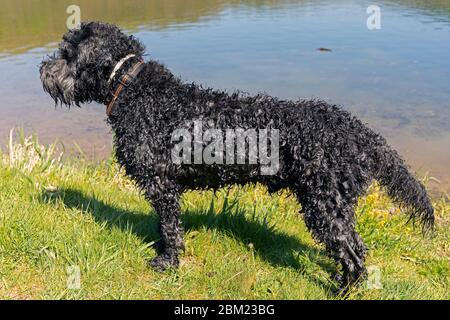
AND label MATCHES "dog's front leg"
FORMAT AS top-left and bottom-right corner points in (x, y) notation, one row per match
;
(147, 184), (184, 272)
